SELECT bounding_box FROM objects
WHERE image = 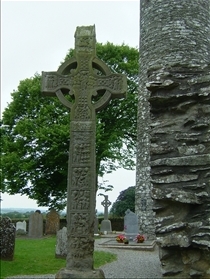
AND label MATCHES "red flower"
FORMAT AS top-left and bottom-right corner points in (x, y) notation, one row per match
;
(116, 234), (126, 242)
(134, 234), (146, 243)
